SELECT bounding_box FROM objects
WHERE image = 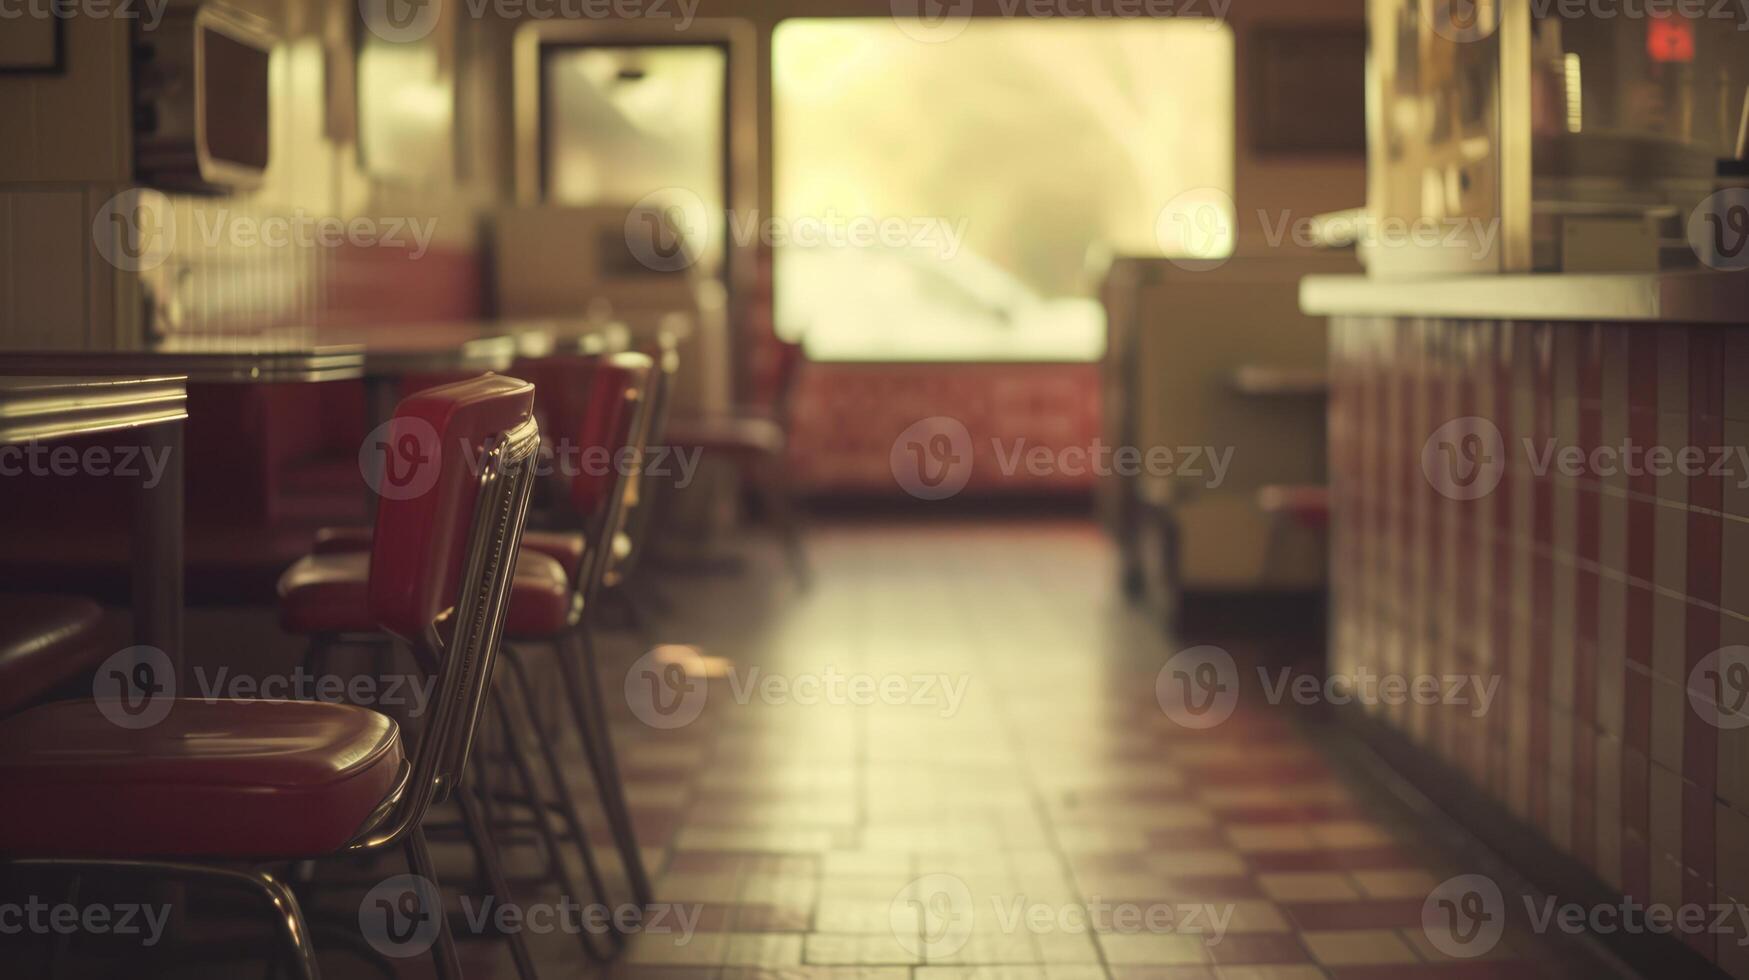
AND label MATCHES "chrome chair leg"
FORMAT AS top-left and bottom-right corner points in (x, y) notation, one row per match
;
(455, 771), (542, 980)
(8, 858), (323, 980)
(489, 686), (620, 963)
(402, 831), (461, 980)
(503, 645), (630, 929)
(553, 628), (653, 911)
